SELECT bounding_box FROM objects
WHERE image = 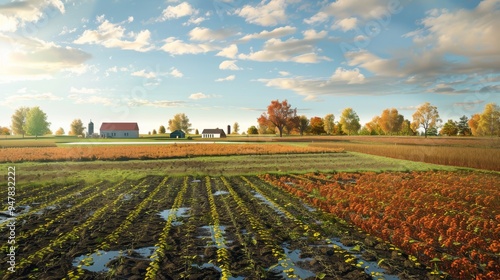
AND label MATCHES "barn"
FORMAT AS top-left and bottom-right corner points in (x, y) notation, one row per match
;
(170, 130), (186, 138)
(100, 122), (139, 138)
(201, 129), (226, 138)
